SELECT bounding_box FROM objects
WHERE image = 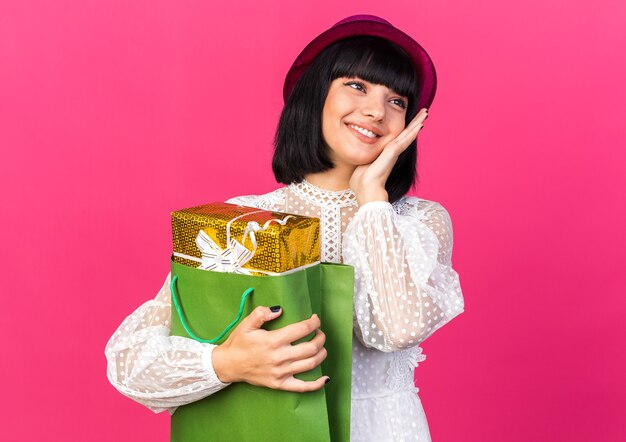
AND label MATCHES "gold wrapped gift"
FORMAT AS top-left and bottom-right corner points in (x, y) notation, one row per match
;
(172, 202), (320, 274)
